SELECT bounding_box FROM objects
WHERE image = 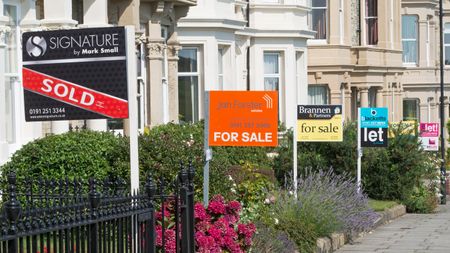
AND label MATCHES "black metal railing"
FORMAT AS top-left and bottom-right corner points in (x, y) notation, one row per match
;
(0, 164), (195, 253)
